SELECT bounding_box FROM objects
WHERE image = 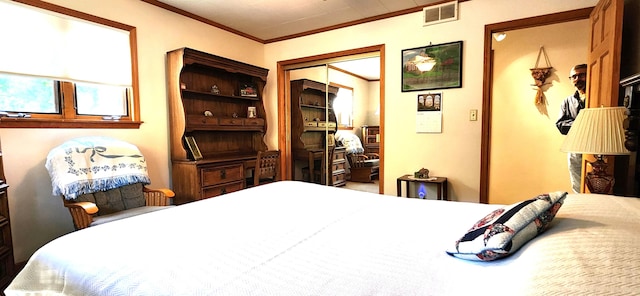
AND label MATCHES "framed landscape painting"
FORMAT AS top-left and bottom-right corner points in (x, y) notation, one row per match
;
(402, 41), (463, 92)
